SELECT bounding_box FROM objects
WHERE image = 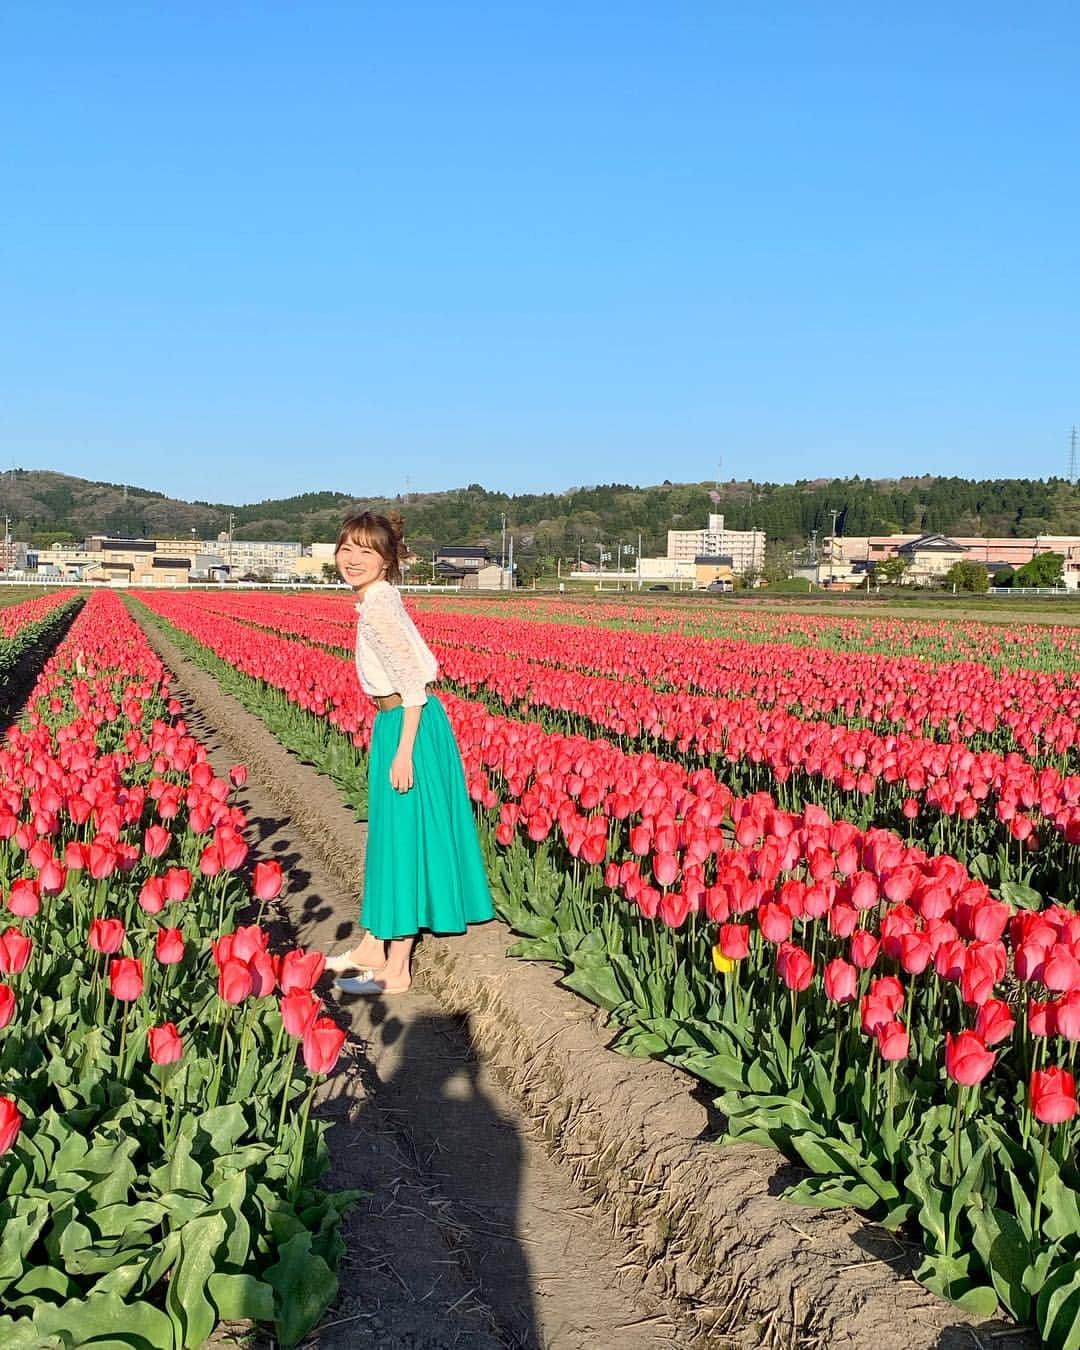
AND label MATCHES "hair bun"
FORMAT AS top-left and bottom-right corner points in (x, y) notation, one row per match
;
(387, 510), (406, 543)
